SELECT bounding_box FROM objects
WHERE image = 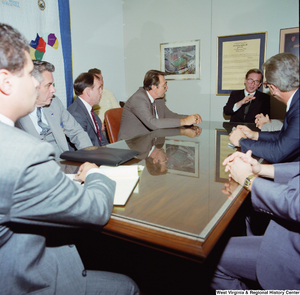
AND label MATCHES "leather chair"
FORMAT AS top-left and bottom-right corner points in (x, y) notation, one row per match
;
(104, 108), (123, 143)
